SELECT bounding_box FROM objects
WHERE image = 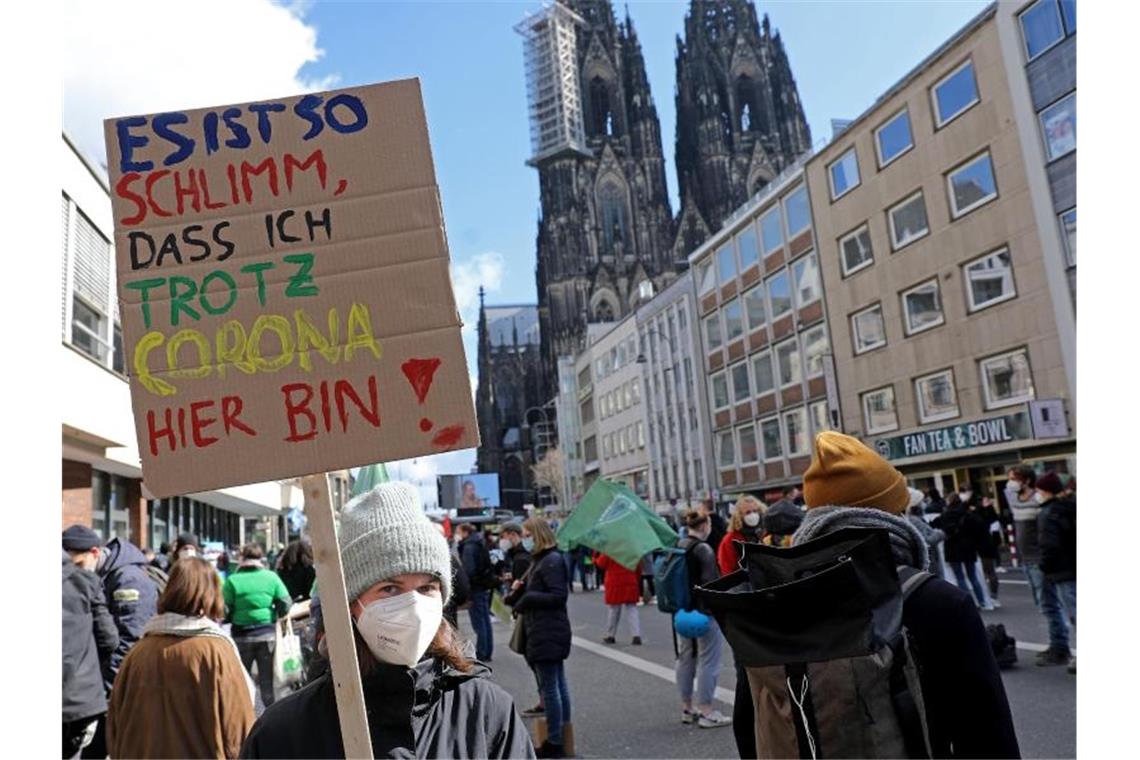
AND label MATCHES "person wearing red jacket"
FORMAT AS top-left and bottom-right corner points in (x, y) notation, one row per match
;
(593, 553), (642, 645)
(716, 495), (766, 576)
